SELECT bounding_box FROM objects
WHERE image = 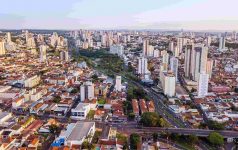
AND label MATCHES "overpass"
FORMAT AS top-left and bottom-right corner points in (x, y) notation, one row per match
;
(129, 127), (238, 138)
